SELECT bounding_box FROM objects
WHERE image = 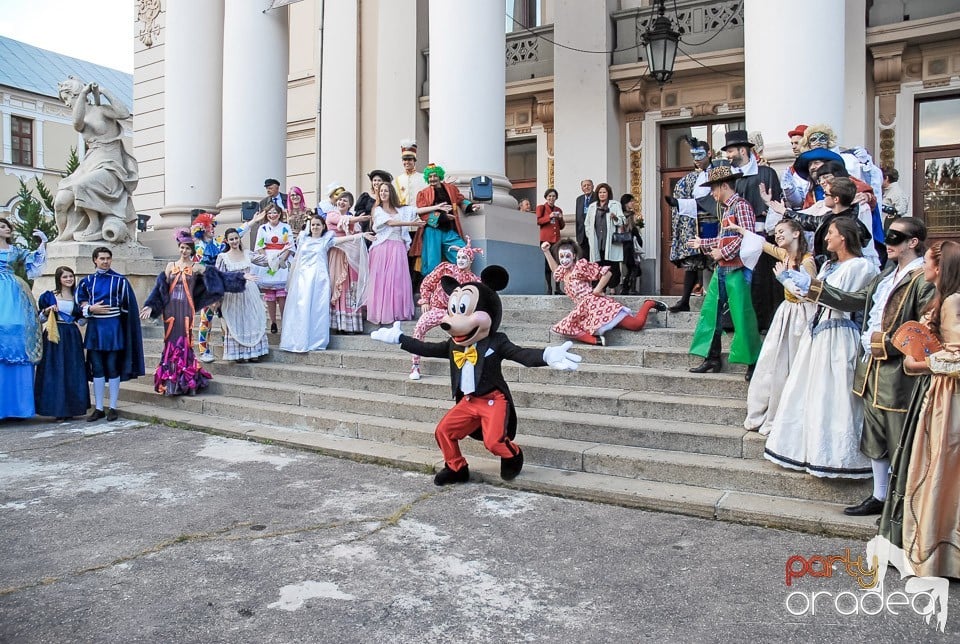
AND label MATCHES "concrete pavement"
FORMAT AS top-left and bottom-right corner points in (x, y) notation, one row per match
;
(0, 418), (955, 643)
